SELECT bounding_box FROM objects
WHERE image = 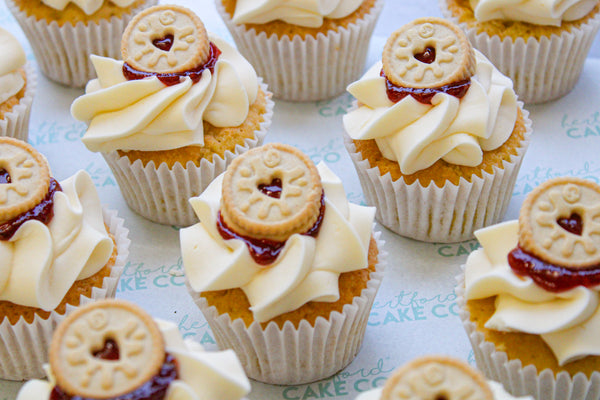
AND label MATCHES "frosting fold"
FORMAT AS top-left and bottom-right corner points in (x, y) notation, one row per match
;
(0, 28), (26, 105)
(41, 0), (137, 15)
